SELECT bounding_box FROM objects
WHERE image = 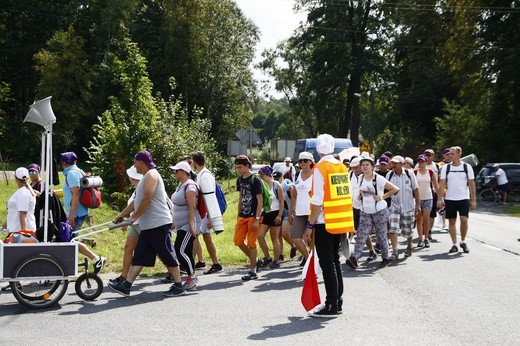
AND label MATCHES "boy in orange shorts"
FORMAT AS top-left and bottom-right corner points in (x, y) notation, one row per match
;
(234, 155), (264, 281)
